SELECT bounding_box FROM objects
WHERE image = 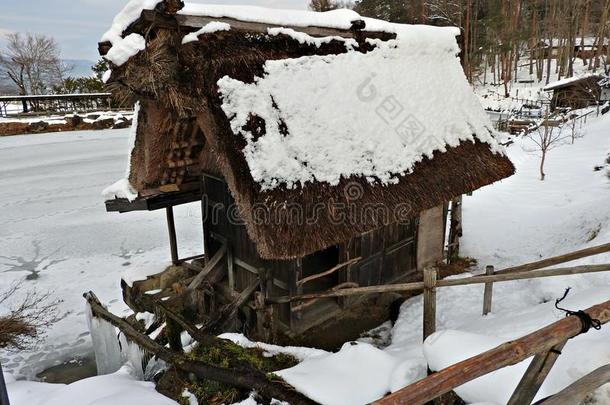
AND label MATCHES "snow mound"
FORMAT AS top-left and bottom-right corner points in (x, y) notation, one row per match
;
(6, 366), (175, 405)
(276, 342), (399, 405)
